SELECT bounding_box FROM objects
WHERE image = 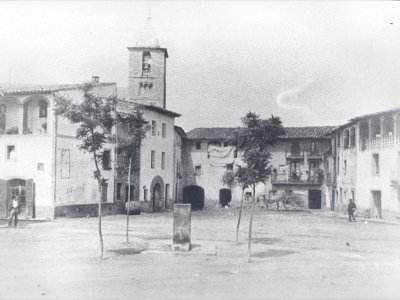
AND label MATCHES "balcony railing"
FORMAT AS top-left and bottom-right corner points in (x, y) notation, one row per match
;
(286, 150), (323, 160)
(271, 172), (324, 185)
